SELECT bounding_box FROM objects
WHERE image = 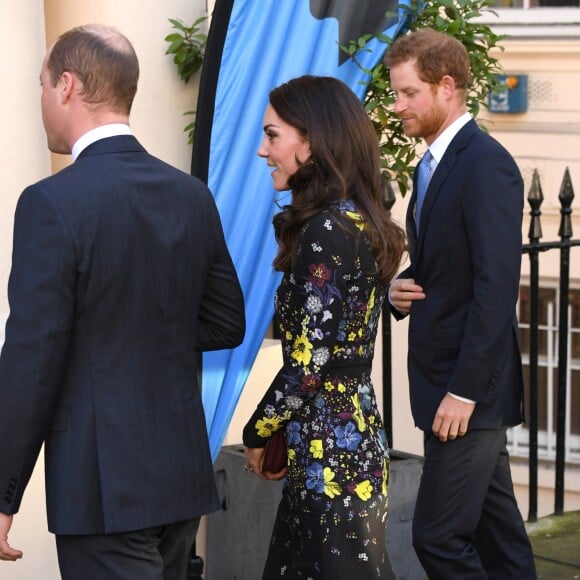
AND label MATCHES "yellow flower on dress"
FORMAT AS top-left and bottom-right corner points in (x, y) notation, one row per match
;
(382, 458), (389, 496)
(348, 332), (357, 342)
(291, 334), (313, 366)
(323, 467), (342, 498)
(345, 210), (365, 231)
(351, 394), (367, 432)
(285, 331), (292, 341)
(288, 448), (296, 463)
(255, 418), (280, 438)
(324, 380), (334, 392)
(364, 287), (376, 324)
(337, 382), (346, 393)
(355, 480), (373, 501)
(310, 439), (323, 459)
